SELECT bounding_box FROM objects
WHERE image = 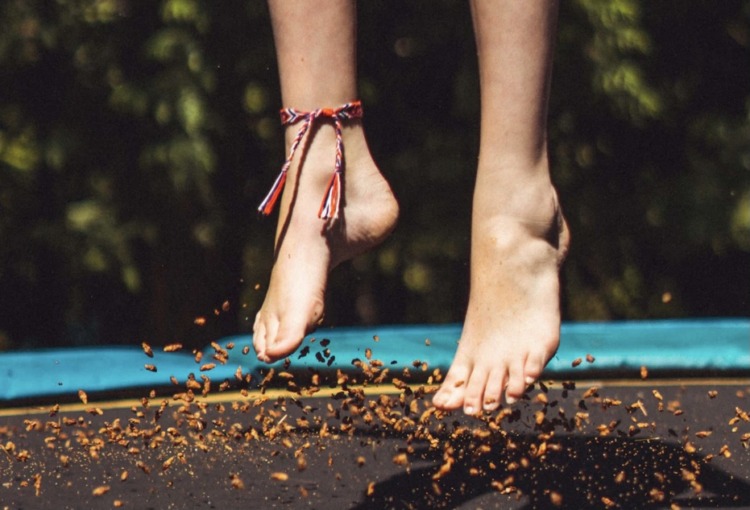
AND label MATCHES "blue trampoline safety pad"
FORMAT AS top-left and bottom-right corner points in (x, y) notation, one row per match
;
(1, 319), (748, 401)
